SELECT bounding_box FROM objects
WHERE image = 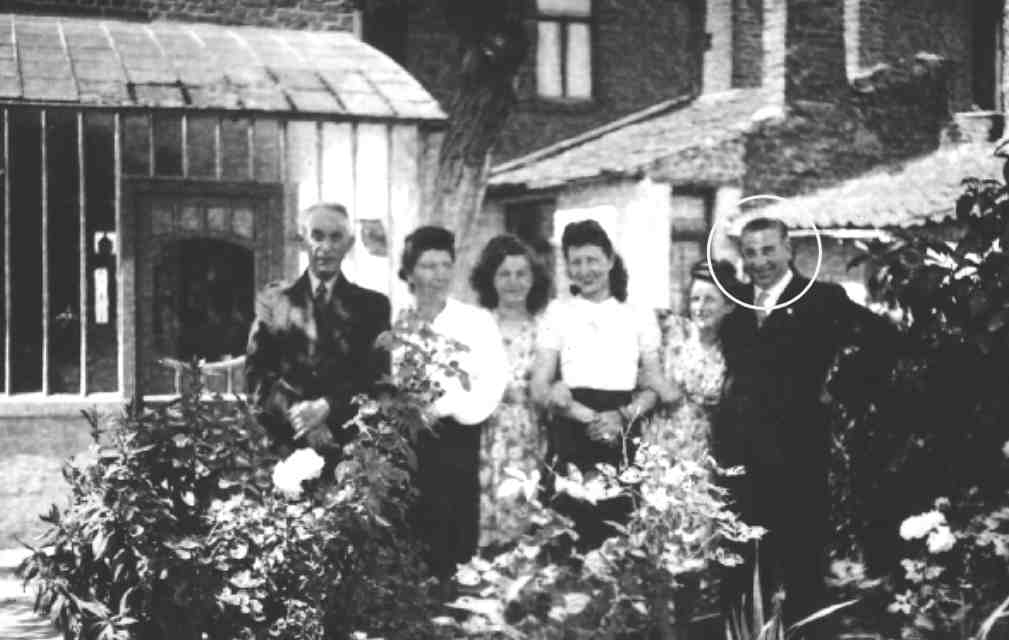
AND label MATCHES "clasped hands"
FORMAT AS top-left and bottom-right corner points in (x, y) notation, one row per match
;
(288, 398), (333, 449)
(548, 382), (625, 446)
